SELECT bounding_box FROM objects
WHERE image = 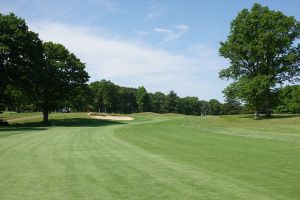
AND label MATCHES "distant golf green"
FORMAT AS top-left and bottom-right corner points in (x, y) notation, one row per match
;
(0, 113), (299, 200)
